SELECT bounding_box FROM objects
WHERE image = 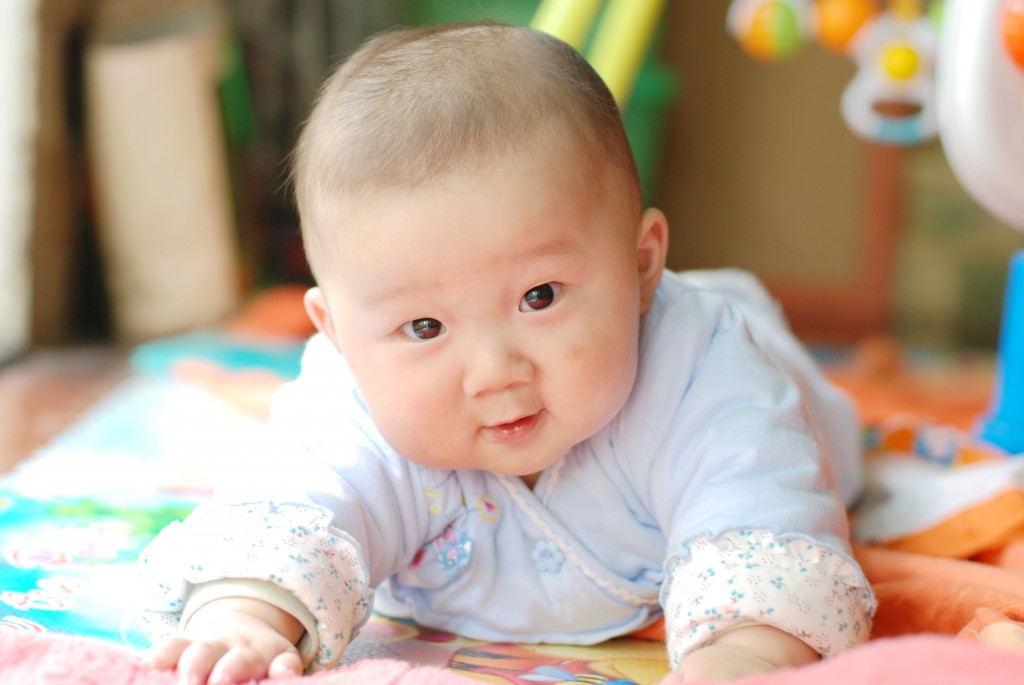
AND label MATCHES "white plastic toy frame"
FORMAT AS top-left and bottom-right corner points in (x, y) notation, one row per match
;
(937, 0), (1024, 232)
